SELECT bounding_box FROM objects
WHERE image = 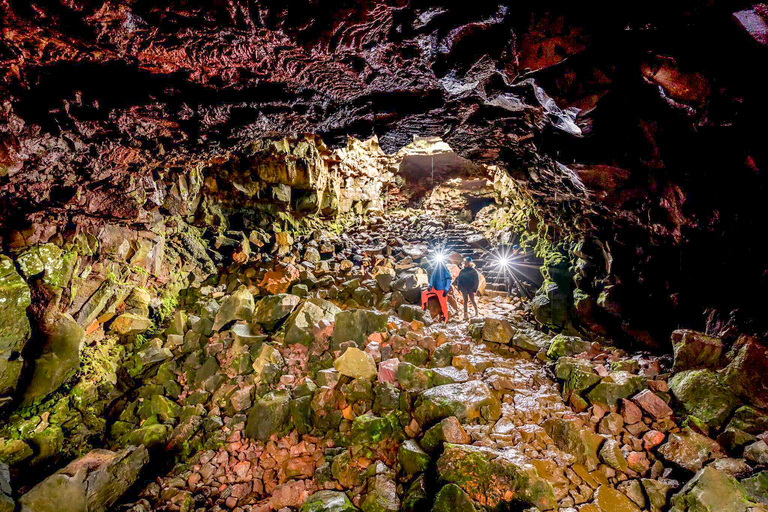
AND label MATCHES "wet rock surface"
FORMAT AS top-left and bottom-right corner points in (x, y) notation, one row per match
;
(0, 211), (762, 512)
